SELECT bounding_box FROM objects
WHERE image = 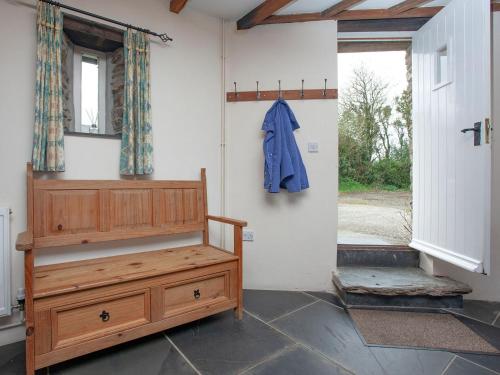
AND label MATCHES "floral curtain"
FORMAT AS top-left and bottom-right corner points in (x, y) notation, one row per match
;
(120, 30), (153, 175)
(32, 1), (65, 172)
